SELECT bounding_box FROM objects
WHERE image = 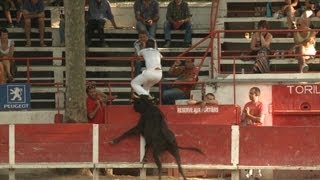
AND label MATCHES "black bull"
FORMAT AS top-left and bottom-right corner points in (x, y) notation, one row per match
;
(110, 96), (205, 180)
